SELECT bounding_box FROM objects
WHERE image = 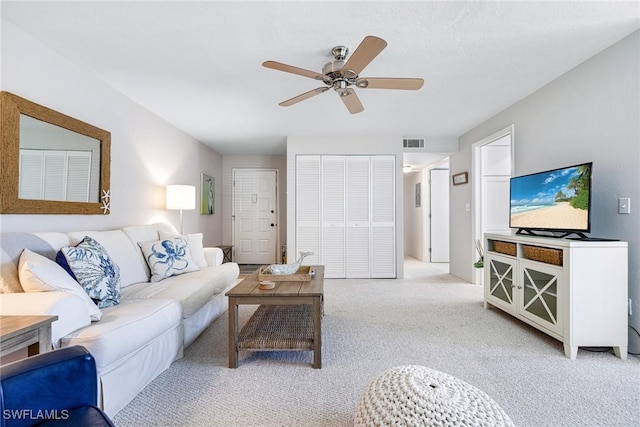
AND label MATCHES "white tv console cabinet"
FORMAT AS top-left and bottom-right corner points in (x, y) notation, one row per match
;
(483, 233), (628, 359)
